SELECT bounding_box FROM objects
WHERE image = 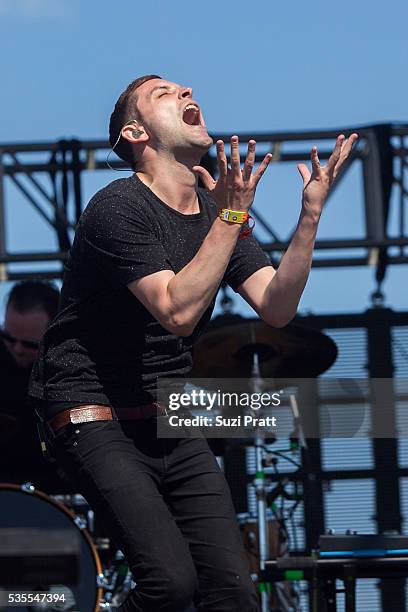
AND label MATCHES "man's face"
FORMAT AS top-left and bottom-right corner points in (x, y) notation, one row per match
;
(2, 306), (49, 369)
(134, 78), (213, 157)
